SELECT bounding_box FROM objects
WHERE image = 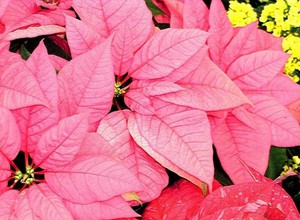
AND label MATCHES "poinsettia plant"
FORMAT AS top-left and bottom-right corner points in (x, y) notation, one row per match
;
(0, 0), (299, 219)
